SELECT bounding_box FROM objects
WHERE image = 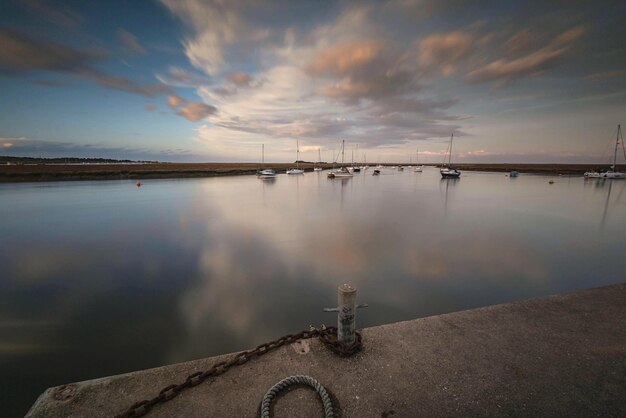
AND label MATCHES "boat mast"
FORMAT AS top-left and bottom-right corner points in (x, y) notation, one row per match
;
(448, 133), (454, 167)
(296, 140), (299, 169)
(613, 124), (621, 170)
(341, 140), (345, 167)
(262, 144), (264, 166)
